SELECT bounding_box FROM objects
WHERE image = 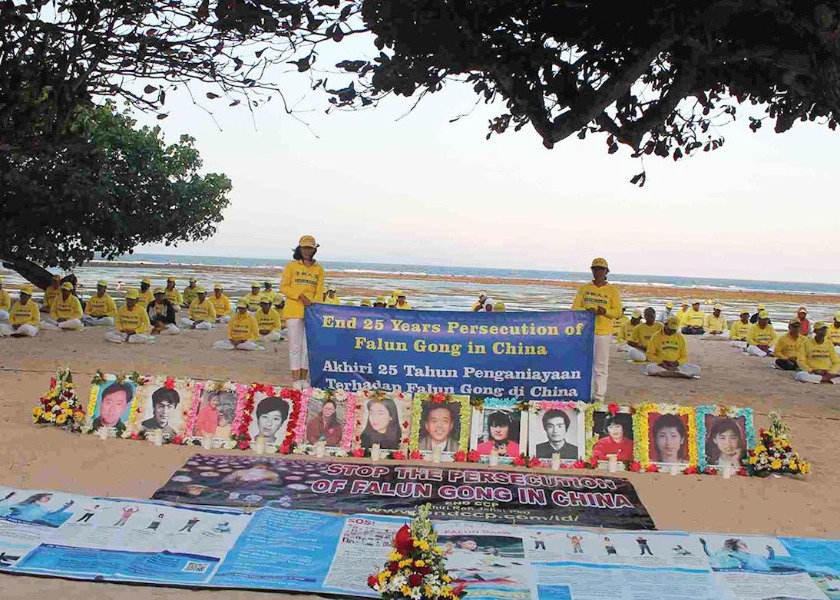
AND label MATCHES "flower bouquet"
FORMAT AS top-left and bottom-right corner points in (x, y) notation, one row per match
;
(368, 504), (466, 600)
(32, 367), (85, 431)
(747, 411), (810, 476)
